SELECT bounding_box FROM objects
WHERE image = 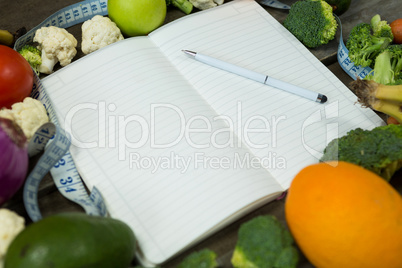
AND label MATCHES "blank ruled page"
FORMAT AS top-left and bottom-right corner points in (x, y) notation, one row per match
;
(41, 35), (284, 265)
(150, 0), (384, 189)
